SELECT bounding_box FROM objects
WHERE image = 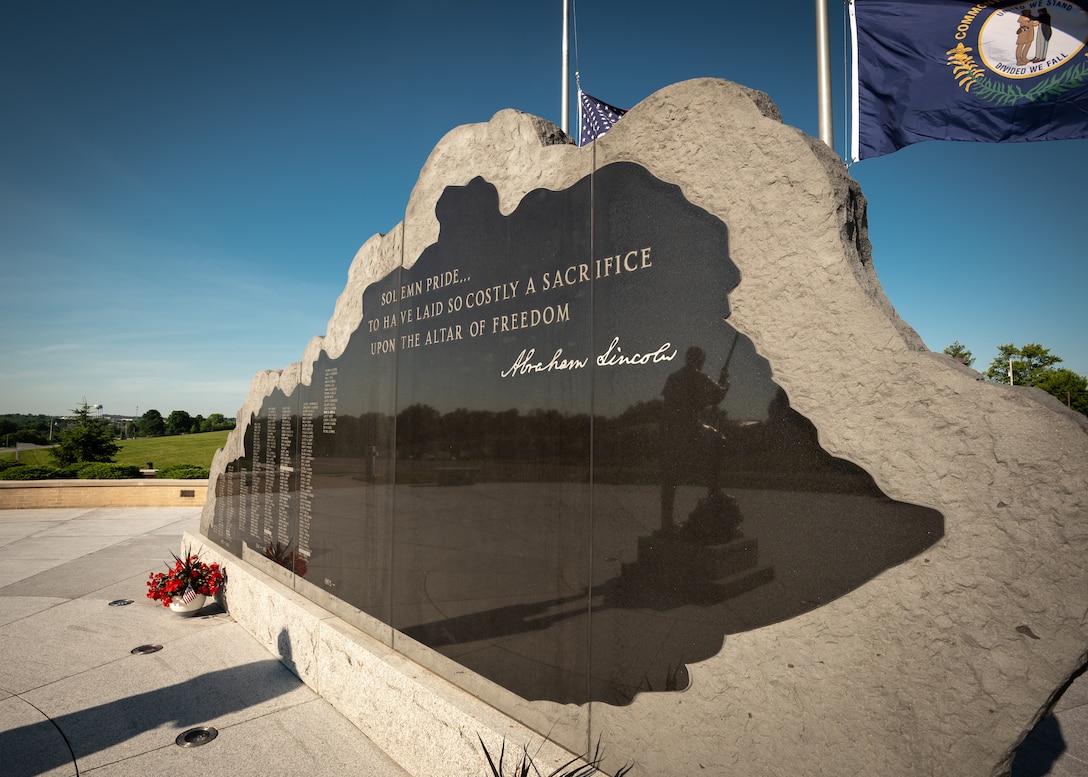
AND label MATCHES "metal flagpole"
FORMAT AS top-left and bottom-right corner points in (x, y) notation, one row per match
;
(561, 0), (570, 135)
(815, 0), (834, 149)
